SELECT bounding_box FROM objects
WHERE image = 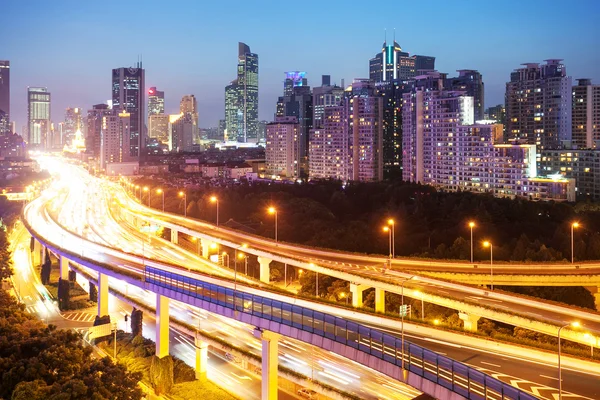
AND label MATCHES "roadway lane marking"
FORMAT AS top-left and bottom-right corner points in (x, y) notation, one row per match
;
(539, 375), (559, 381)
(480, 361), (501, 368)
